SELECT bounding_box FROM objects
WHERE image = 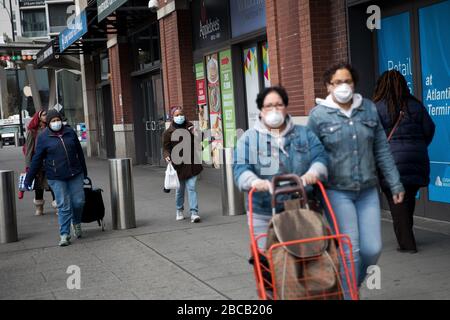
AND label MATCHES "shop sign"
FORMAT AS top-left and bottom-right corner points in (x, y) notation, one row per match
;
(59, 10), (88, 53)
(419, 0), (450, 204)
(230, 0), (266, 38)
(19, 0), (45, 7)
(36, 41), (55, 68)
(192, 0), (230, 50)
(219, 49), (237, 148)
(97, 0), (128, 22)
